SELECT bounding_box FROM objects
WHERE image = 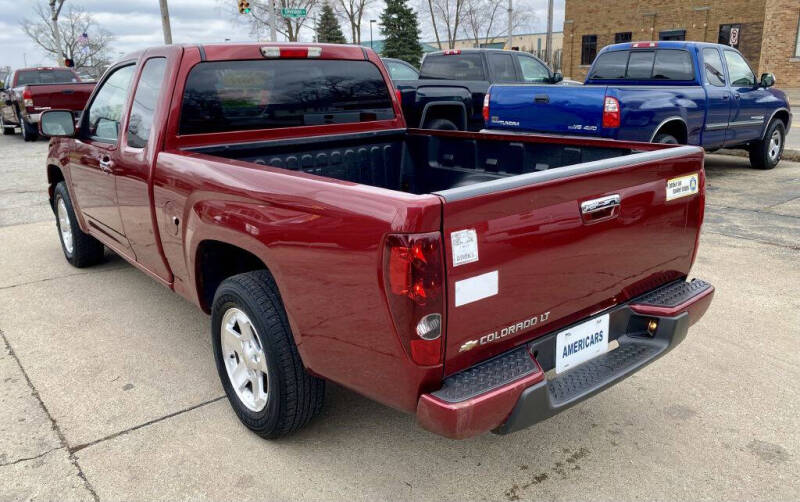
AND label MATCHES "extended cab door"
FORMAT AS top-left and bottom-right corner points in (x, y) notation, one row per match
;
(69, 63), (137, 255)
(723, 50), (767, 144)
(700, 47), (731, 148)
